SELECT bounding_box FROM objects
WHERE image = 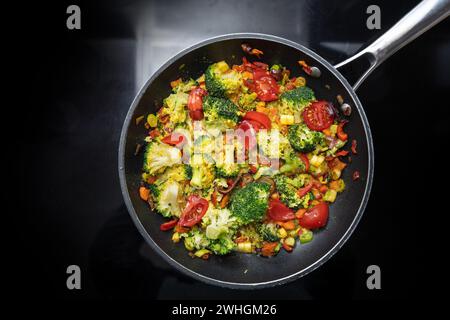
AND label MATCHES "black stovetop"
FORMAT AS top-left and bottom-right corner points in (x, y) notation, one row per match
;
(11, 0), (449, 299)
